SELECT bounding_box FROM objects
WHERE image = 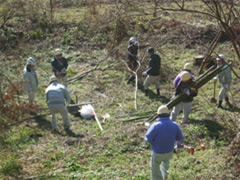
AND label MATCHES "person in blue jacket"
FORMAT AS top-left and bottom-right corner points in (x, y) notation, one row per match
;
(145, 105), (184, 180)
(51, 48), (68, 87)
